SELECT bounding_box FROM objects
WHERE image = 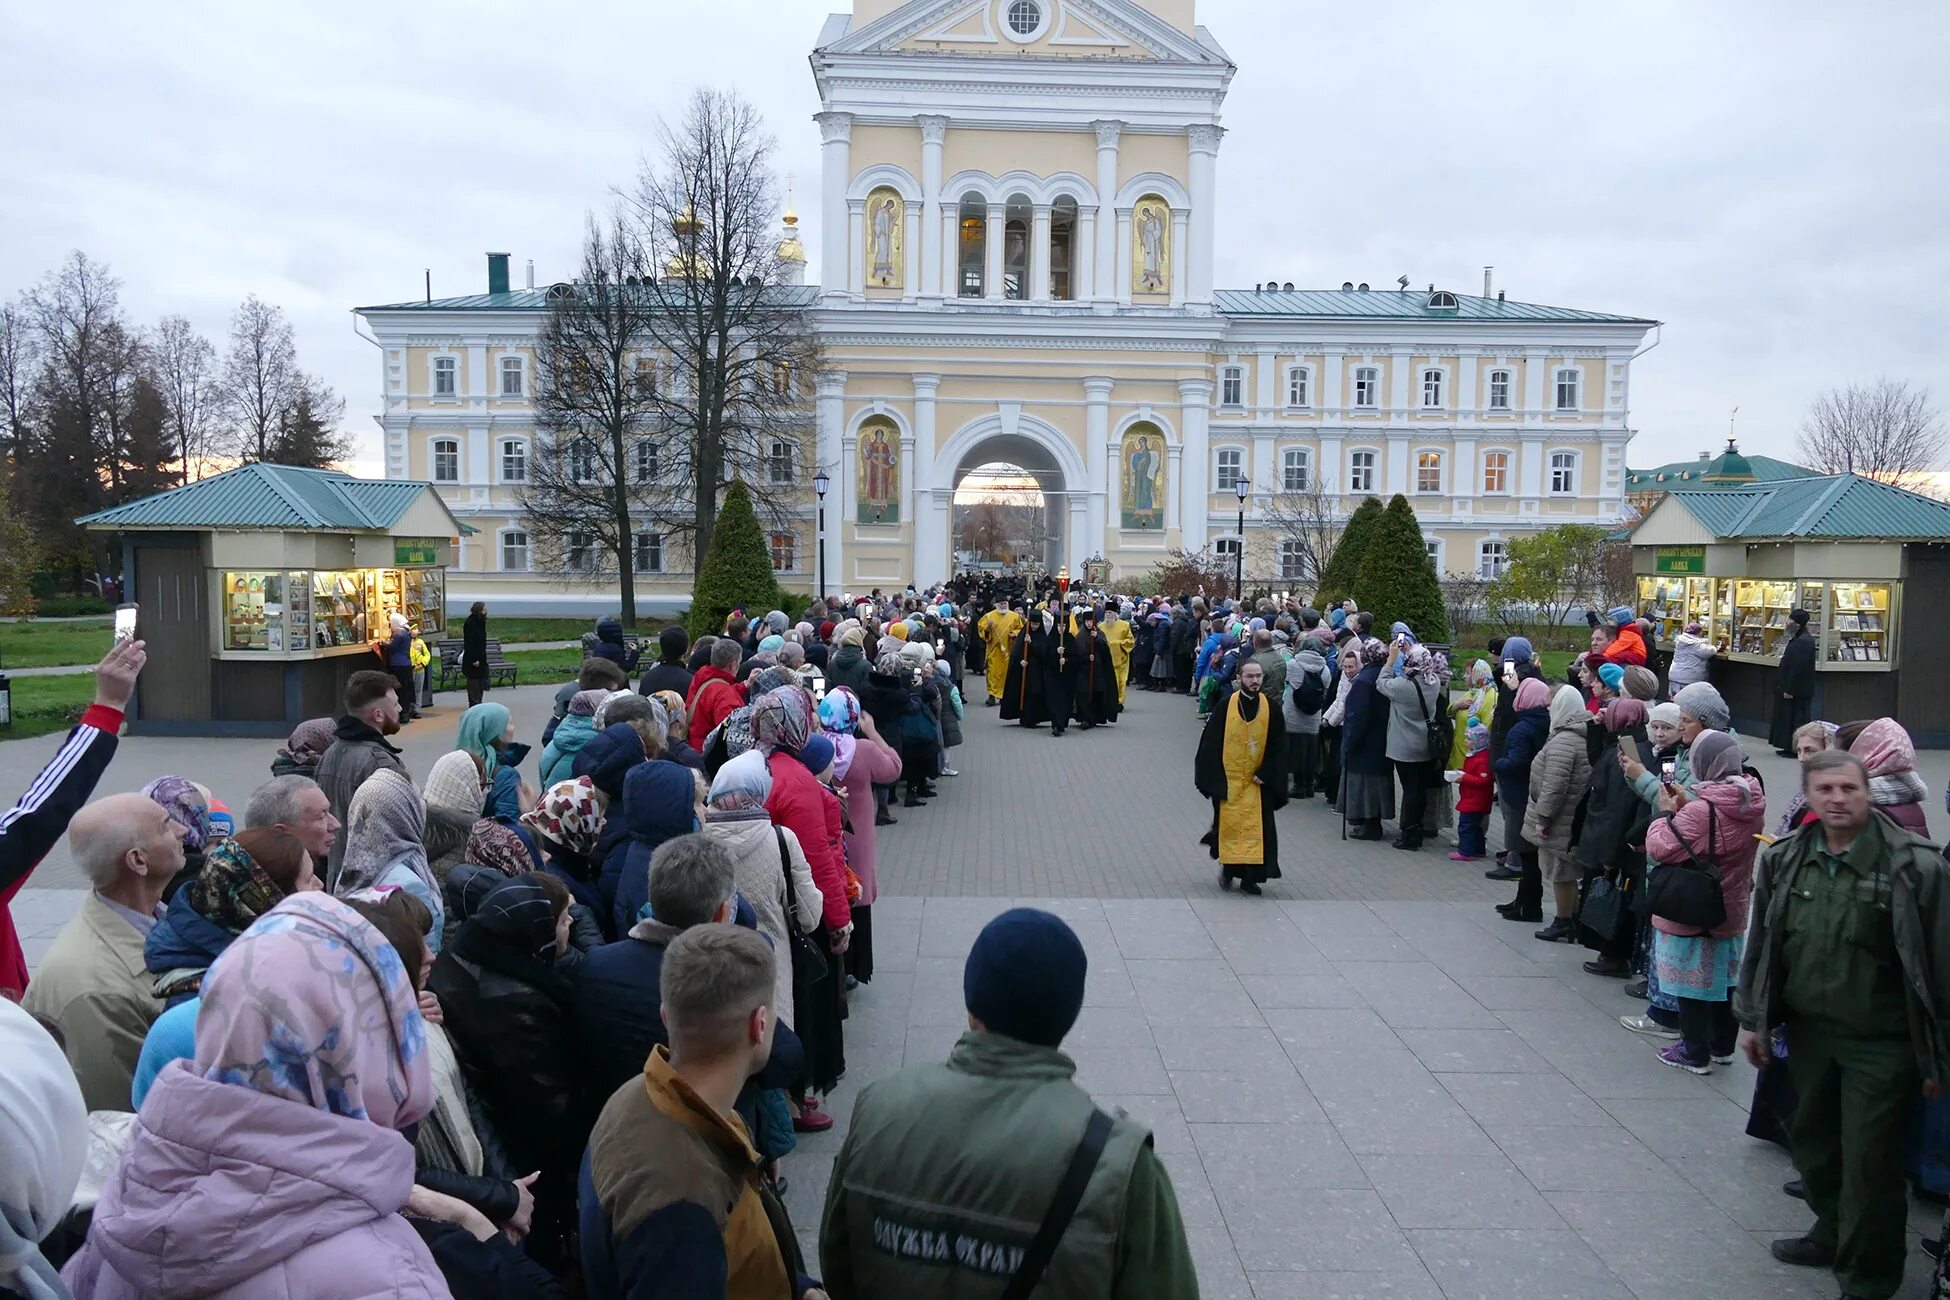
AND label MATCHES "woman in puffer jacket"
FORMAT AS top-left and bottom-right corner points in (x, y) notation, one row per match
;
(1524, 685), (1593, 945)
